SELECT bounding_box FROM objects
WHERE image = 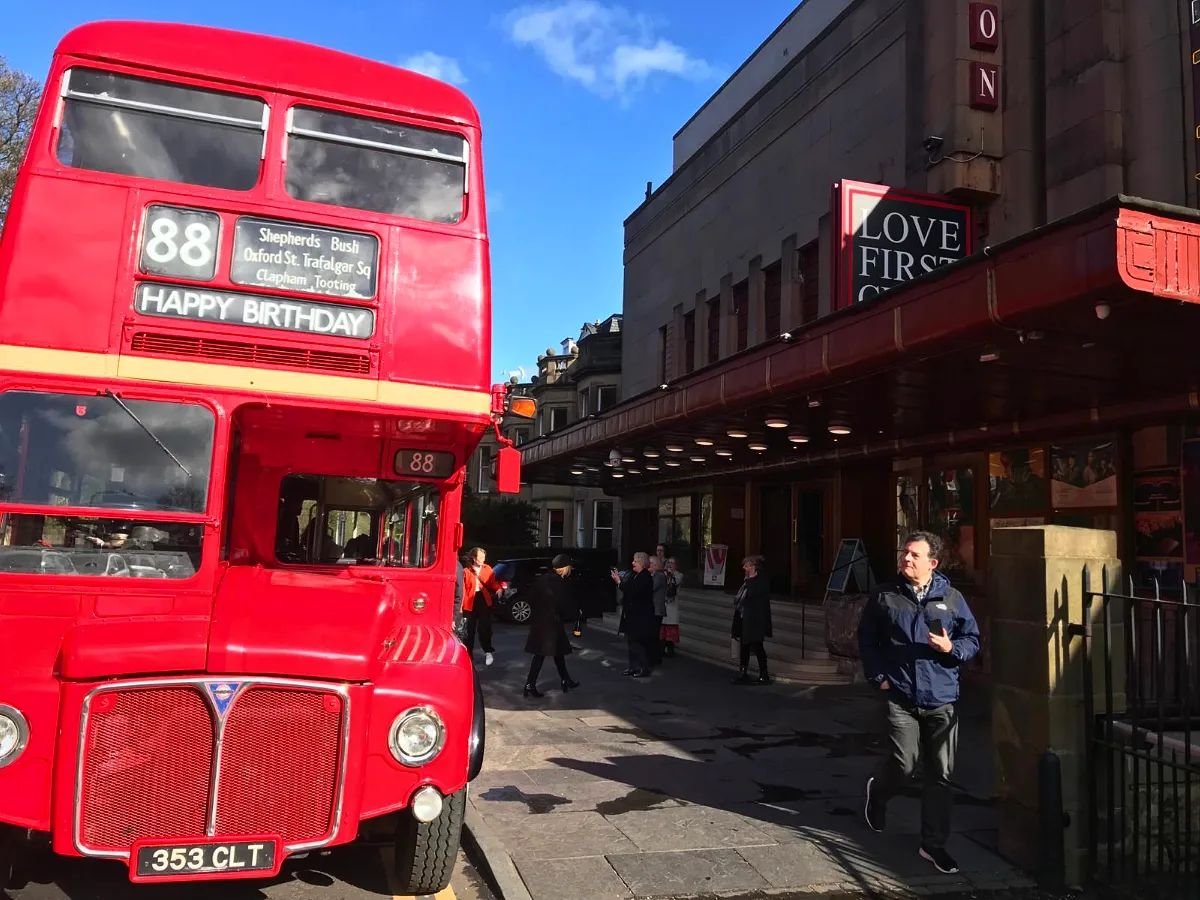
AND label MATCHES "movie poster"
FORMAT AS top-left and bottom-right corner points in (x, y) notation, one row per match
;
(1051, 439), (1118, 508)
(988, 447), (1047, 517)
